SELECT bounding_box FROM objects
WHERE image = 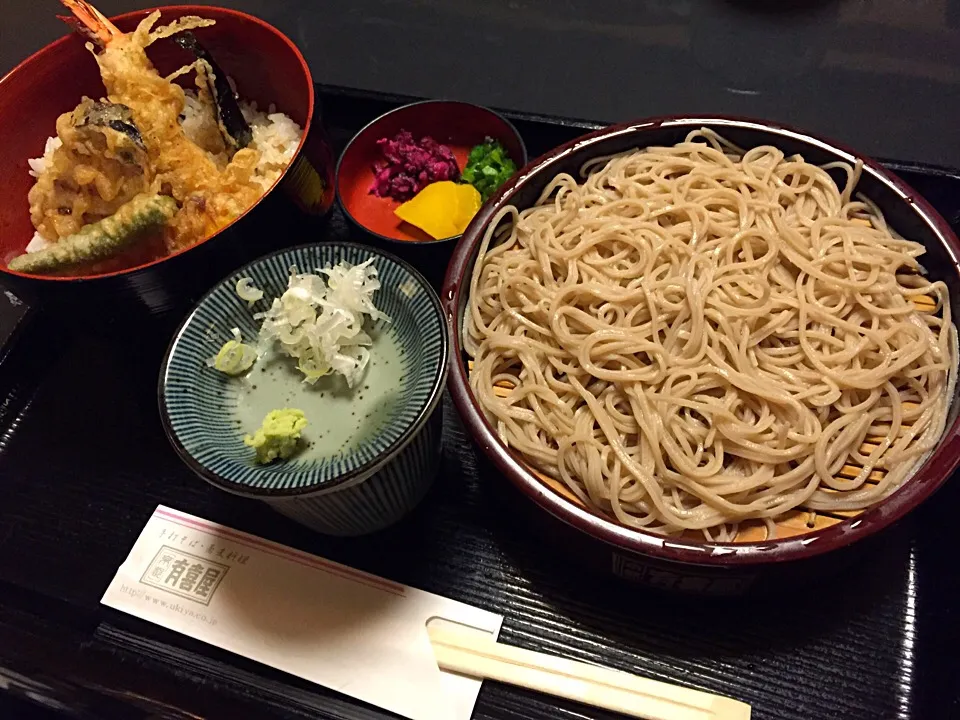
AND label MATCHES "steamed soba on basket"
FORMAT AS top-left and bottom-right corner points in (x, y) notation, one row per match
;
(9, 0), (303, 277)
(465, 129), (959, 542)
